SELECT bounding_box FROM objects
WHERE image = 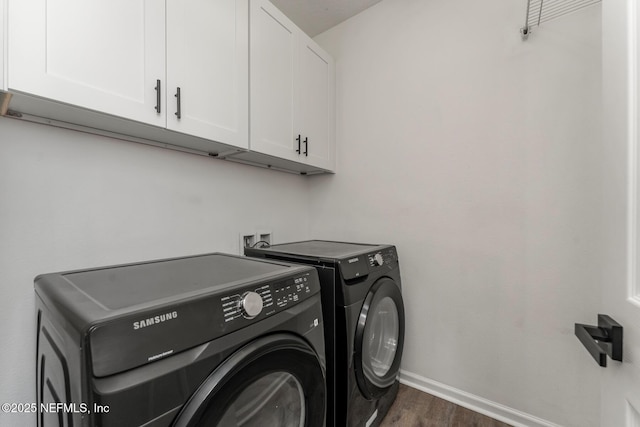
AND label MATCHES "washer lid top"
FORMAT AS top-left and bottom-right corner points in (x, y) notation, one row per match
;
(267, 240), (384, 260)
(63, 253), (296, 310)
